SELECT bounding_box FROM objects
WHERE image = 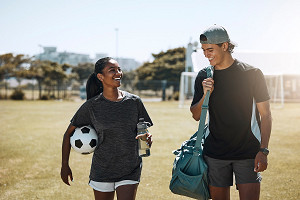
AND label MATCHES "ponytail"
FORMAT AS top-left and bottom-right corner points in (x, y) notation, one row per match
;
(86, 73), (103, 100)
(86, 57), (113, 100)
